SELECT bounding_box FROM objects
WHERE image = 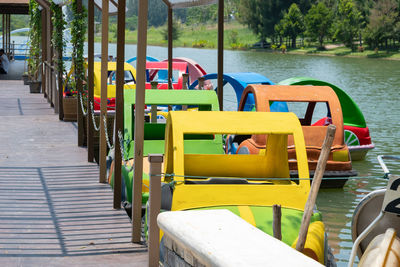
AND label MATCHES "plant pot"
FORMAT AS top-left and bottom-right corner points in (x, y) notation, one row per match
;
(63, 97), (78, 122)
(22, 74), (29, 85)
(29, 81), (41, 93)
